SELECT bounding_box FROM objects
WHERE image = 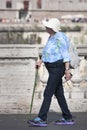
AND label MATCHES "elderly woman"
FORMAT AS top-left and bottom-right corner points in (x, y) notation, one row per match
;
(28, 18), (75, 127)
